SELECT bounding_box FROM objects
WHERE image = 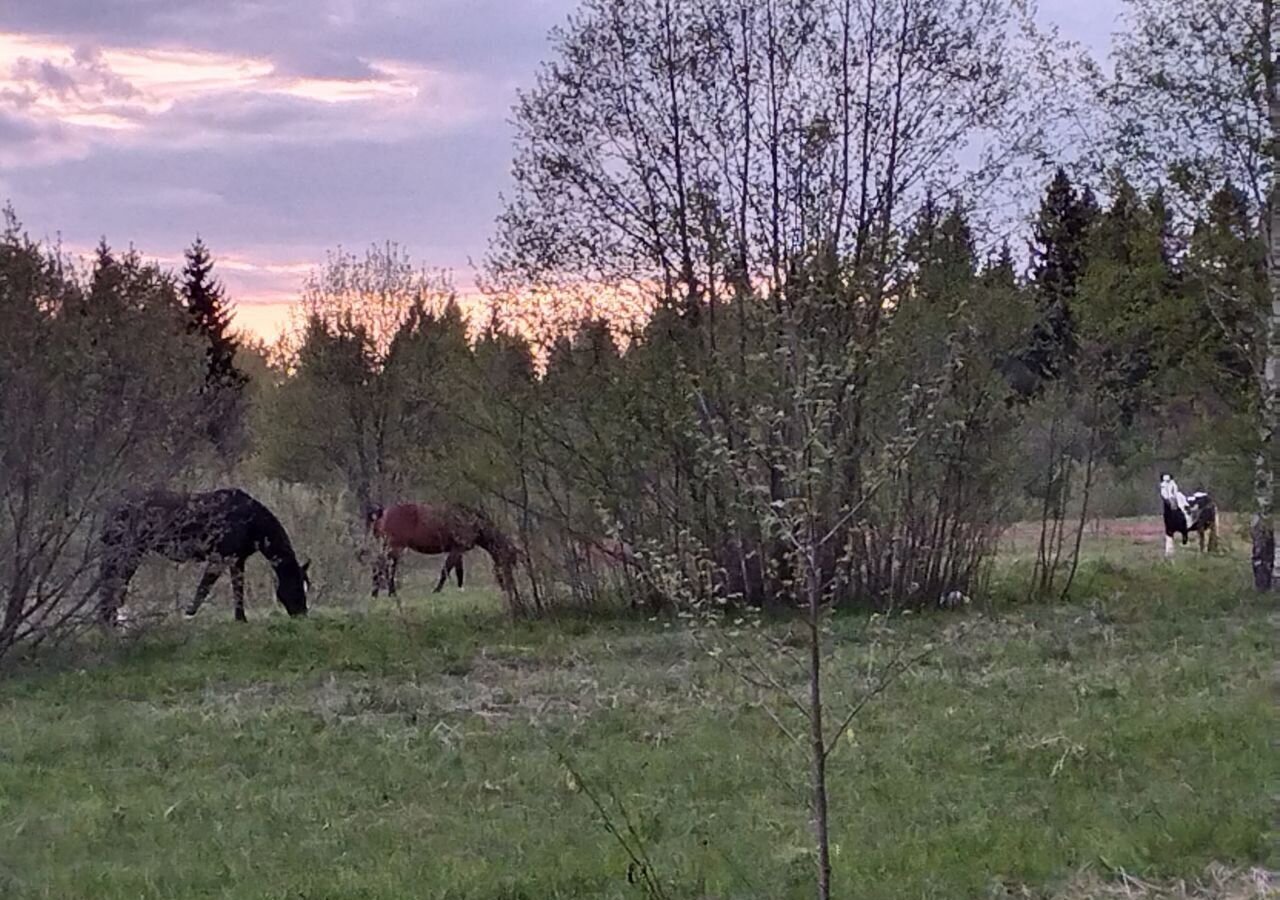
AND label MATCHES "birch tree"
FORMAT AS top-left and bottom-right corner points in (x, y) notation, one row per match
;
(489, 0), (1078, 610)
(488, 1), (1077, 894)
(264, 244), (459, 511)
